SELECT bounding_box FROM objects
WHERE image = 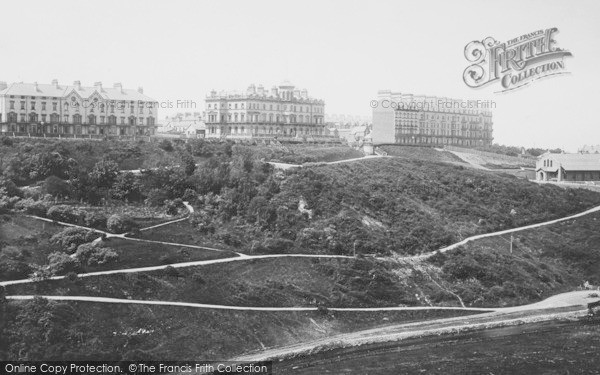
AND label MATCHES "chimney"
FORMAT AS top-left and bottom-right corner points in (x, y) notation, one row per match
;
(247, 84), (256, 95)
(137, 86), (143, 94)
(73, 80), (81, 90)
(94, 81), (103, 91)
(0, 81), (7, 91)
(113, 82), (123, 92)
(51, 79), (58, 88)
(257, 85), (265, 96)
(34, 82), (41, 92)
(271, 86), (278, 97)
